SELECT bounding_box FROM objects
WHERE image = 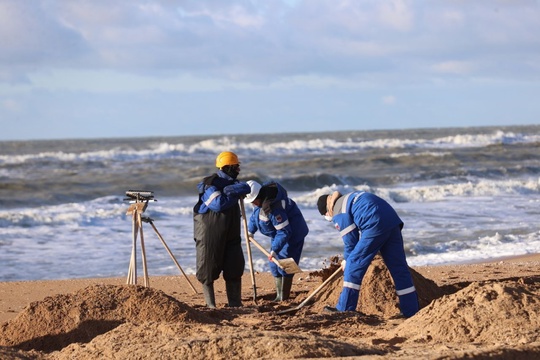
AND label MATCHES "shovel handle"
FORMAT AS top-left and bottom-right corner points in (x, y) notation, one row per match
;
(240, 200), (257, 302)
(297, 266), (343, 308)
(248, 235), (285, 270)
